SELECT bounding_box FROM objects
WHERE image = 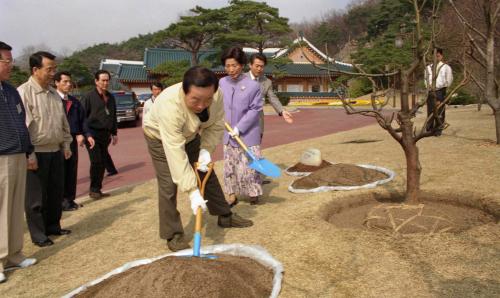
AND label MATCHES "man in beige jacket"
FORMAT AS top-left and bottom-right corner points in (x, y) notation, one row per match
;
(17, 51), (73, 247)
(143, 66), (253, 252)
